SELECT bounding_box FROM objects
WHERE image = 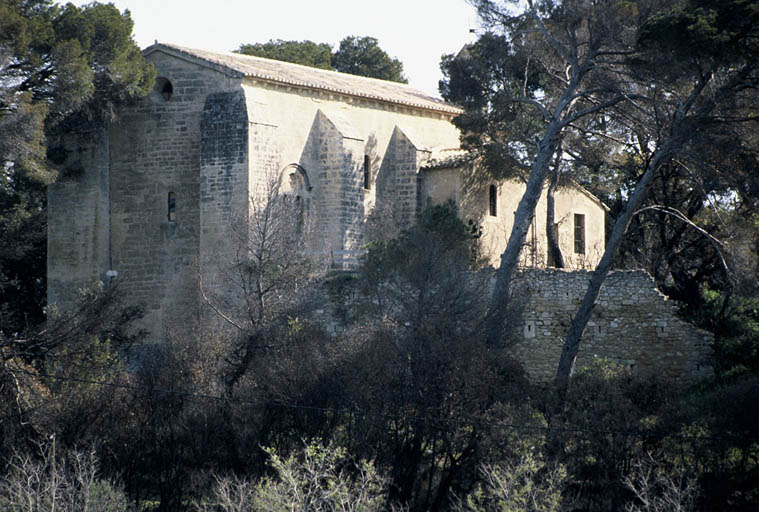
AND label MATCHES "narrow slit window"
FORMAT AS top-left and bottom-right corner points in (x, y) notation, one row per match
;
(489, 184), (497, 217)
(363, 155), (371, 190)
(168, 191), (176, 222)
(574, 213), (585, 254)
